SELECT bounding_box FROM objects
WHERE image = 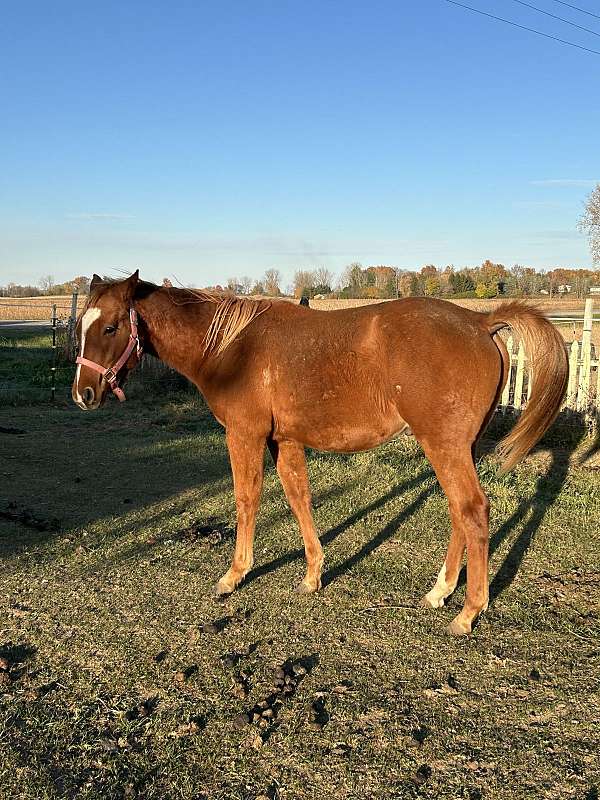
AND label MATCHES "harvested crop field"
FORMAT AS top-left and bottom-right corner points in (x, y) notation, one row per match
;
(0, 296), (85, 322)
